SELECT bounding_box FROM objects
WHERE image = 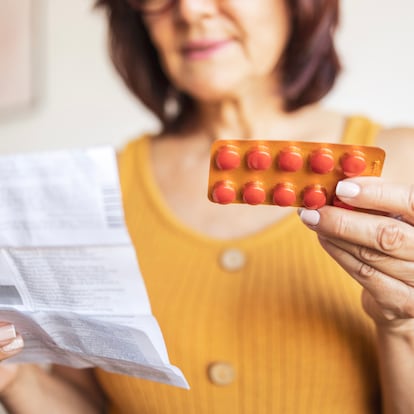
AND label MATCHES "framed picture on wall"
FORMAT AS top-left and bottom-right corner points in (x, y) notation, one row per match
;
(0, 0), (43, 118)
